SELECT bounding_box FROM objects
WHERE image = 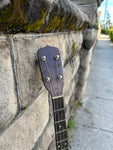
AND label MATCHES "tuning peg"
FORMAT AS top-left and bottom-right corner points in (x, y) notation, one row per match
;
(46, 77), (50, 82)
(54, 55), (59, 60)
(58, 75), (62, 80)
(41, 56), (46, 61)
